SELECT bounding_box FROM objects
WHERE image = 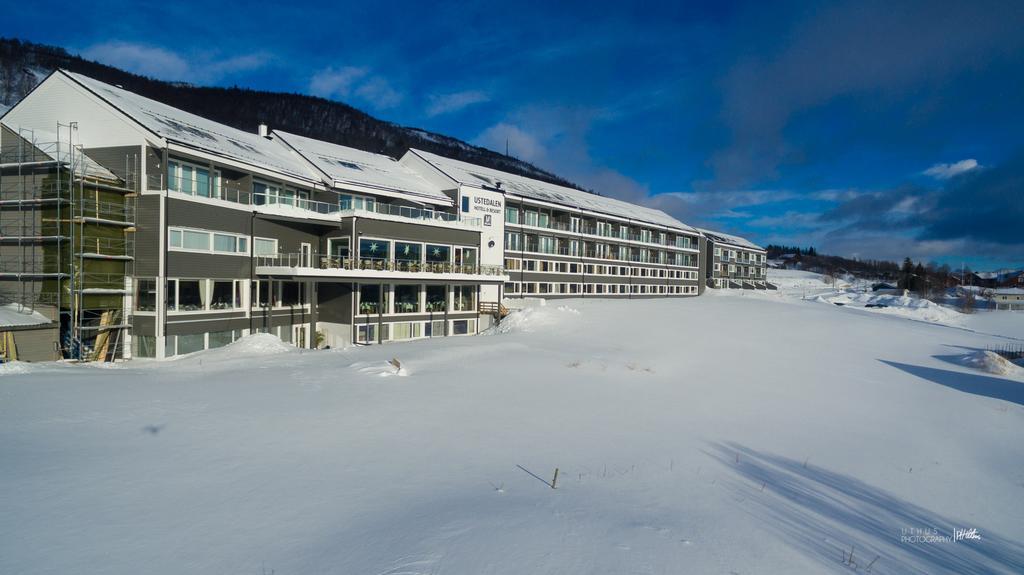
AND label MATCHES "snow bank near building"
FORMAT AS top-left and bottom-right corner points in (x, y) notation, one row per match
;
(958, 350), (1024, 378)
(821, 291), (965, 326)
(489, 297), (581, 334)
(765, 268), (849, 298)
